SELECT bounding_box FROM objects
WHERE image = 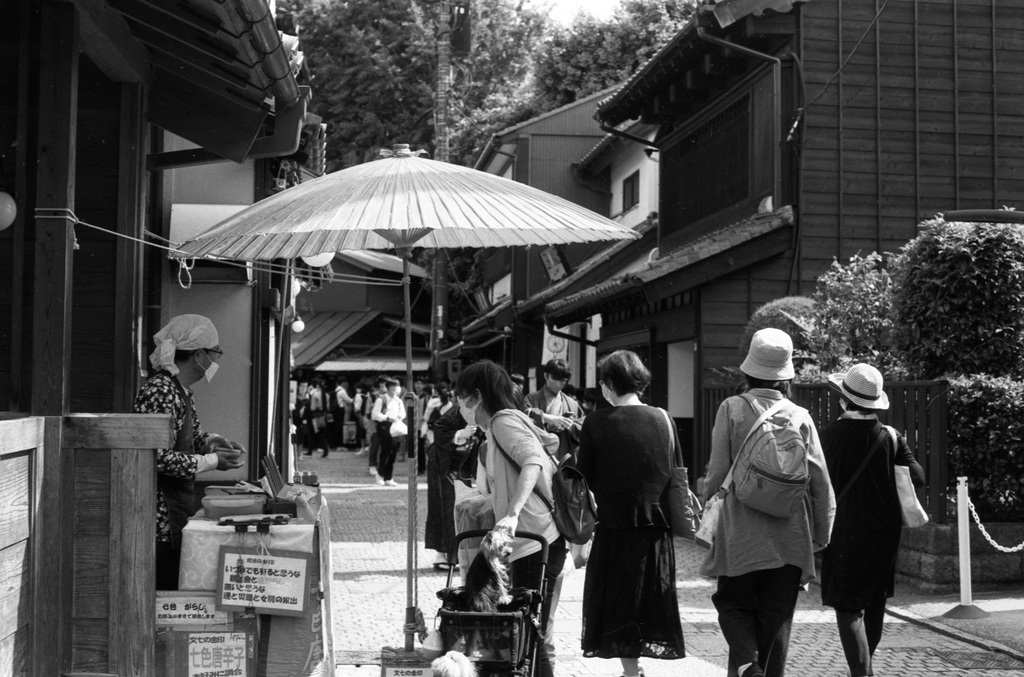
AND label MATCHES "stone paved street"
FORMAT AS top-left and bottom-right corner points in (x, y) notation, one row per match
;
(299, 448), (1024, 677)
